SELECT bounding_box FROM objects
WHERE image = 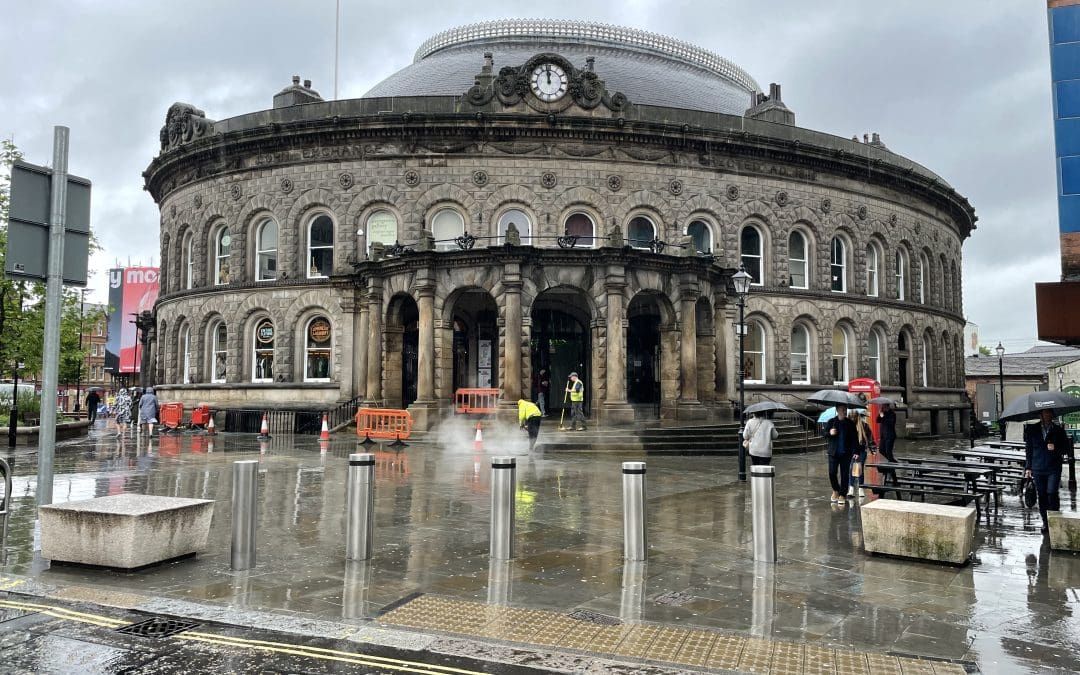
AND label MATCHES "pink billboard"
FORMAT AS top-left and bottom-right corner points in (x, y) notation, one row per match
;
(105, 267), (160, 374)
